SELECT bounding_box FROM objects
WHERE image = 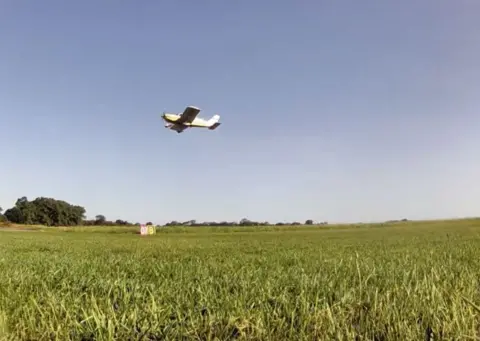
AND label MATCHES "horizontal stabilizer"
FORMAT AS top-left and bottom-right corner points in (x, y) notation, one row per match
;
(208, 122), (221, 130)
